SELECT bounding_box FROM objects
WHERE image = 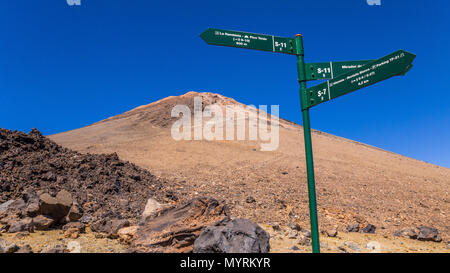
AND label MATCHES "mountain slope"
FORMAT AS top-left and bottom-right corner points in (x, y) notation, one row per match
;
(49, 91), (450, 239)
